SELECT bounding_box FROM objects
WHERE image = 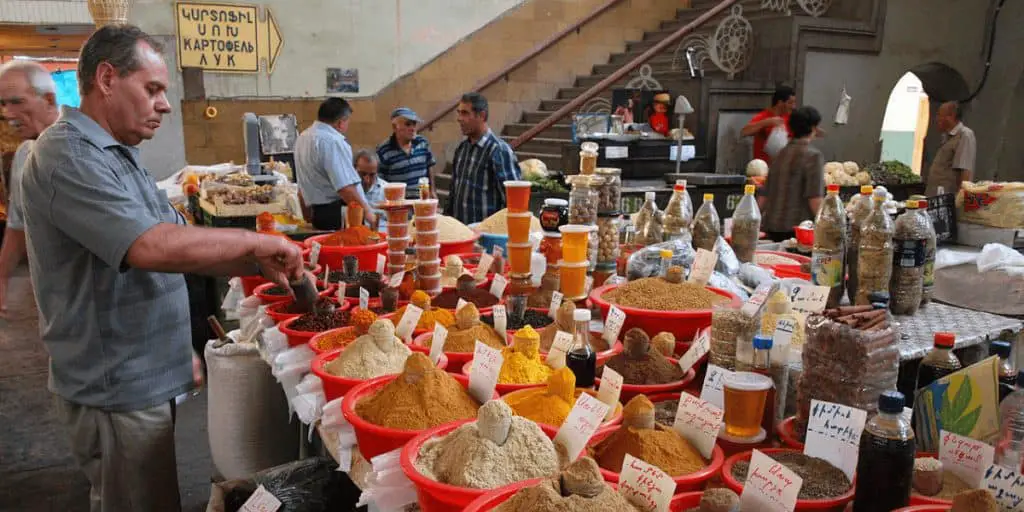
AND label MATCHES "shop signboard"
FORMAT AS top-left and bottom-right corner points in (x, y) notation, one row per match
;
(175, 2), (283, 73)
